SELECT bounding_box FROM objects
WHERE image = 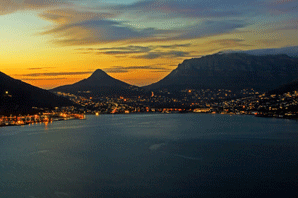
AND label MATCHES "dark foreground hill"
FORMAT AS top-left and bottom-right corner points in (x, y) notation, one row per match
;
(0, 72), (73, 115)
(51, 69), (144, 97)
(145, 53), (298, 92)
